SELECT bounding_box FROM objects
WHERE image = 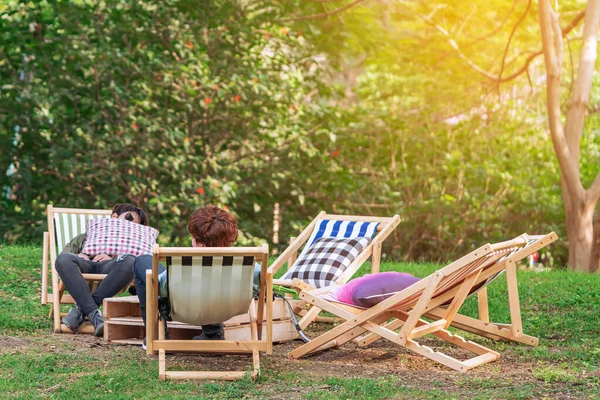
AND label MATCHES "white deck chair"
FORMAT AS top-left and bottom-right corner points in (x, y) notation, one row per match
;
(288, 235), (554, 372)
(146, 244), (273, 381)
(42, 205), (112, 333)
